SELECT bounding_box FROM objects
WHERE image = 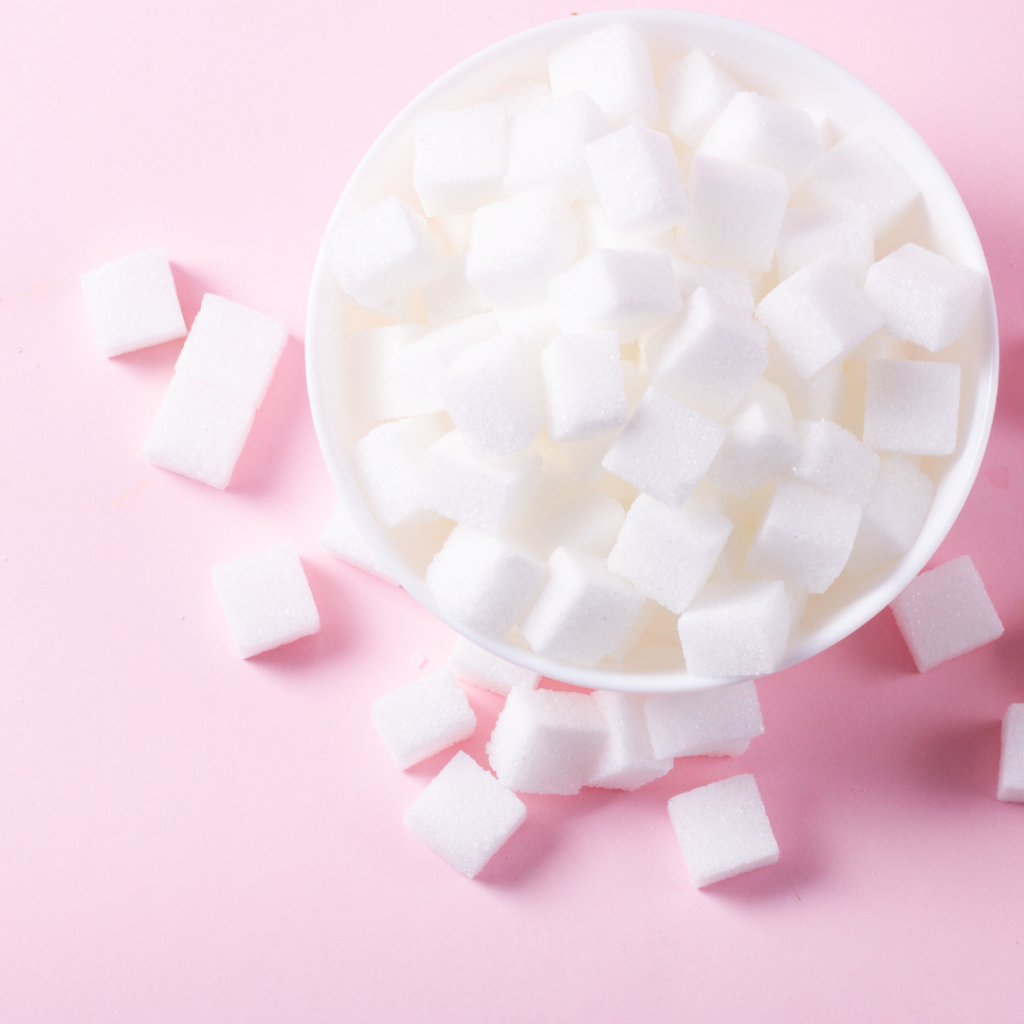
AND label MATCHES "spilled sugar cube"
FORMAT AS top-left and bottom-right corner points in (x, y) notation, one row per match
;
(646, 681), (764, 759)
(588, 690), (673, 791)
(449, 635), (540, 695)
(998, 705), (1024, 803)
